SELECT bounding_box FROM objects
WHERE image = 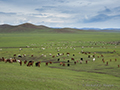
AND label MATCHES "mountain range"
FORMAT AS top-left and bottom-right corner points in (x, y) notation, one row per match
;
(0, 23), (120, 33)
